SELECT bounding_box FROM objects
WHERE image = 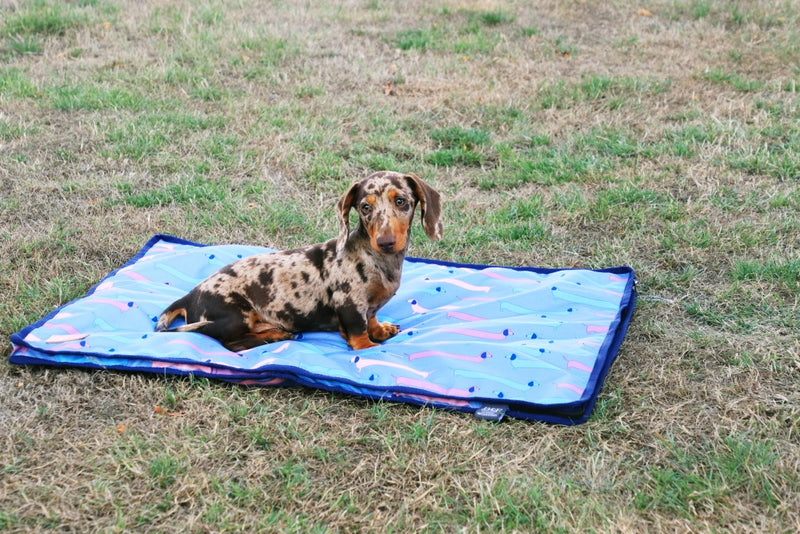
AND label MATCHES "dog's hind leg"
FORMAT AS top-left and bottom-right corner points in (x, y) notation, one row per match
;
(160, 312), (250, 351)
(155, 296), (191, 332)
(218, 318), (294, 352)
